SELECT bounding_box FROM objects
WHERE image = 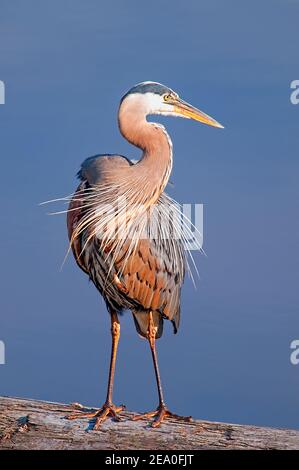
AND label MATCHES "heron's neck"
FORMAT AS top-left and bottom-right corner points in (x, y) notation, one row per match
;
(118, 108), (173, 203)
